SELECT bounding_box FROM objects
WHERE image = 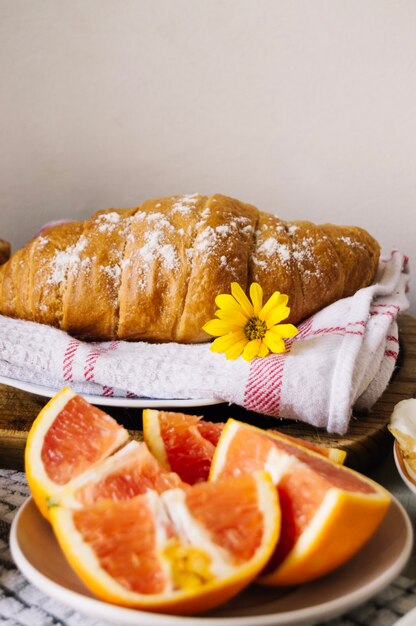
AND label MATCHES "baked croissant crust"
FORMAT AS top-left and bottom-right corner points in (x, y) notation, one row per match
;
(0, 194), (380, 343)
(0, 239), (10, 266)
